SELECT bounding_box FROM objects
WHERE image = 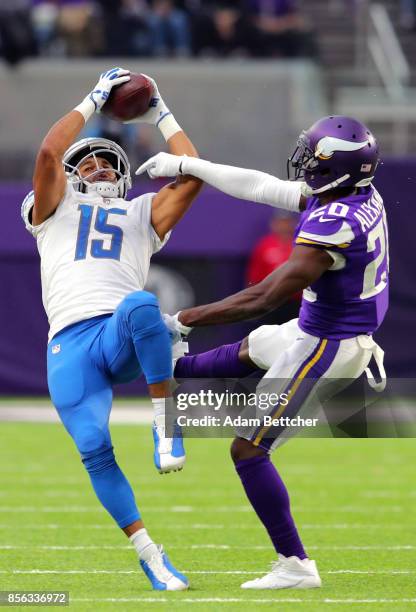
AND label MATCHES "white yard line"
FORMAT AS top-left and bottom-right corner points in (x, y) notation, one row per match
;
(361, 491), (411, 498)
(69, 598), (416, 604)
(1, 489), (413, 501)
(0, 404), (153, 424)
(0, 523), (407, 530)
(1, 569), (415, 576)
(0, 505), (408, 513)
(0, 544), (415, 551)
